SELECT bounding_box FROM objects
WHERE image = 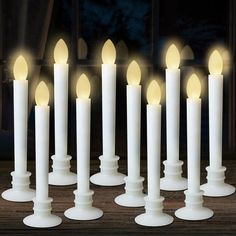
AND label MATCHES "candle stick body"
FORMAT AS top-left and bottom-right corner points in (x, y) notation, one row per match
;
(147, 105), (161, 199)
(54, 64), (69, 157)
(102, 64), (116, 159)
(35, 105), (50, 201)
(127, 85), (141, 180)
(14, 80), (28, 175)
(187, 98), (201, 193)
(209, 75), (223, 169)
(166, 69), (180, 163)
(76, 98), (91, 194)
